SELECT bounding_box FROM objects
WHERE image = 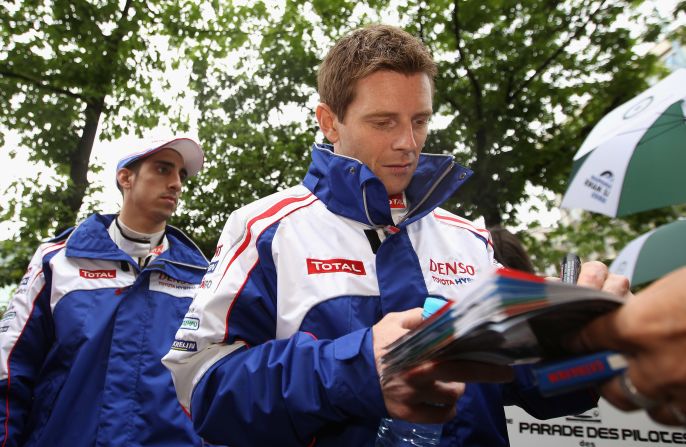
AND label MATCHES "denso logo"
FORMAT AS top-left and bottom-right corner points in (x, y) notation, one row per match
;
(159, 273), (183, 284)
(79, 269), (117, 279)
(429, 259), (475, 276)
(306, 258), (366, 275)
